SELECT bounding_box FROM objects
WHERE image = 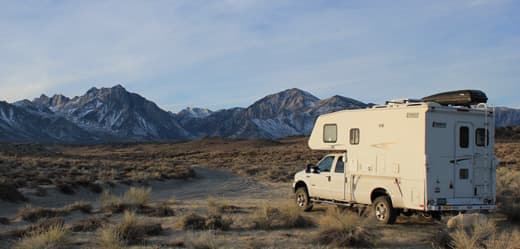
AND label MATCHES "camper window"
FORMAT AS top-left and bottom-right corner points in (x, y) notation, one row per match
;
(476, 128), (489, 146)
(335, 157), (344, 173)
(323, 124), (337, 143)
(350, 128), (360, 145)
(459, 126), (469, 148)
